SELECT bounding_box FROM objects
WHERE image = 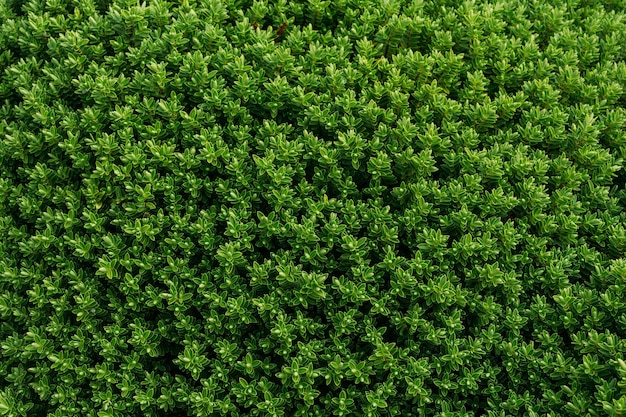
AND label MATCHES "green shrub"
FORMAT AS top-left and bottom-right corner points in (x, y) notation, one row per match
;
(1, 0), (626, 416)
